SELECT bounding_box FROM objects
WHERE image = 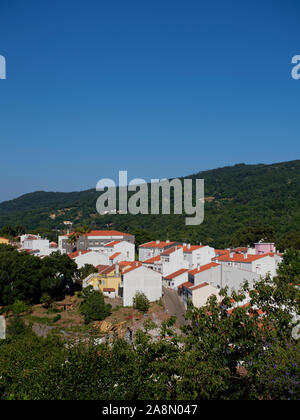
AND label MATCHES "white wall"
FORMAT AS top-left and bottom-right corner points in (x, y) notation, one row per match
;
(220, 265), (261, 292)
(123, 266), (162, 306)
(163, 271), (189, 289)
(73, 251), (109, 269)
(191, 265), (221, 288)
(191, 284), (221, 308)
